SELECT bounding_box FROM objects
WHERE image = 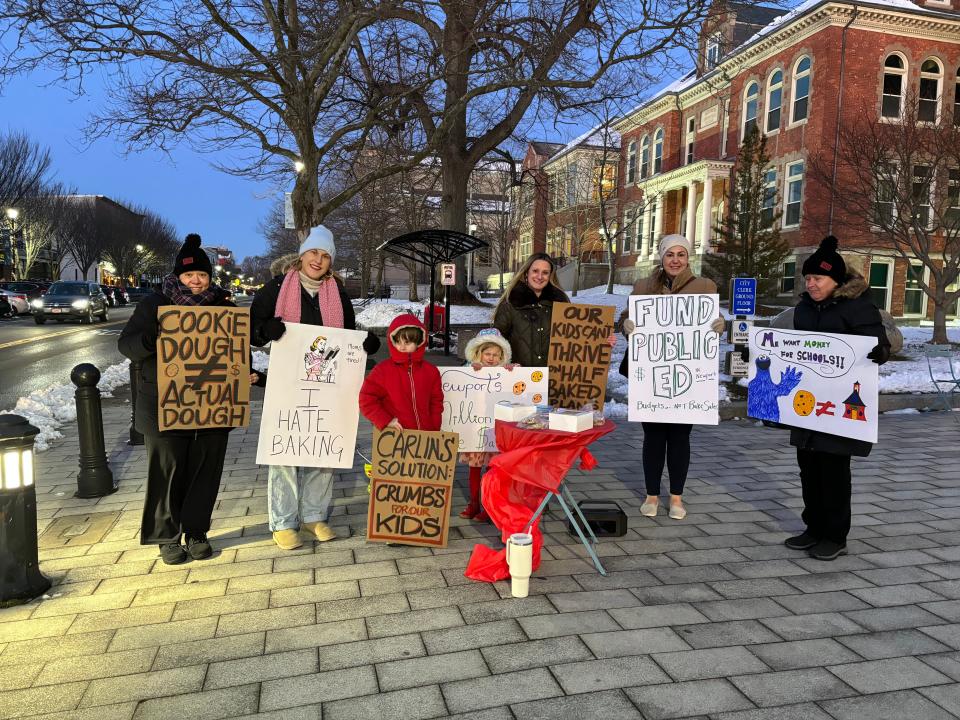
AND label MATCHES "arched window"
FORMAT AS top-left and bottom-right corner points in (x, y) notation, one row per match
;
(881, 54), (907, 119)
(742, 81), (759, 139)
(766, 70), (783, 132)
(627, 140), (637, 184)
(653, 128), (664, 174)
(791, 57), (811, 123)
(640, 135), (650, 179)
(919, 58), (943, 123)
